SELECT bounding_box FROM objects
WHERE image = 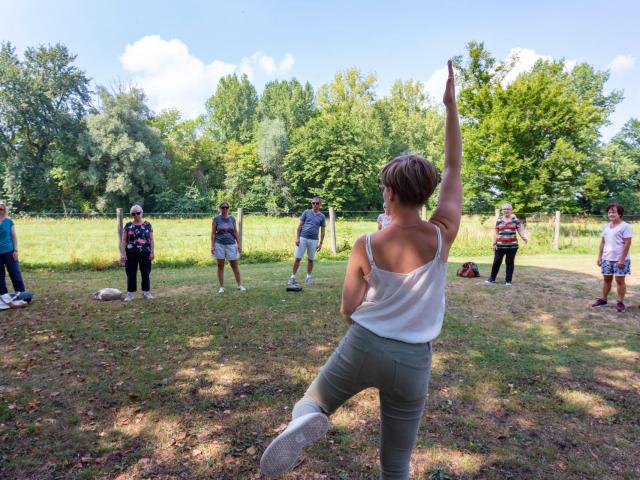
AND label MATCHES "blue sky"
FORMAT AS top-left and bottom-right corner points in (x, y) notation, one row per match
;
(2, 0), (638, 139)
